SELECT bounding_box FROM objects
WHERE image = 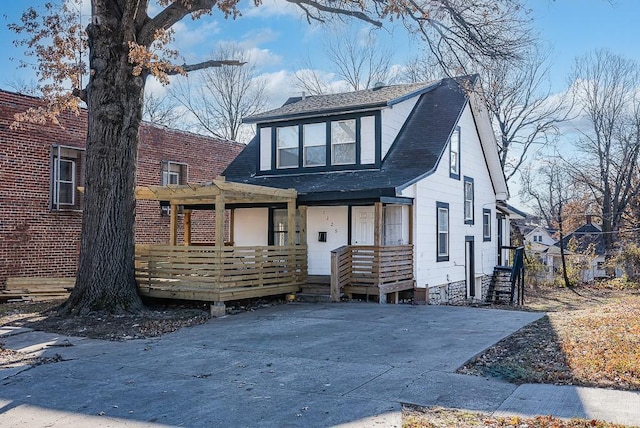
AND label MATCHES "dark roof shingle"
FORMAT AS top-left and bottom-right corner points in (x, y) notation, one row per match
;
(224, 77), (471, 202)
(243, 82), (435, 124)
